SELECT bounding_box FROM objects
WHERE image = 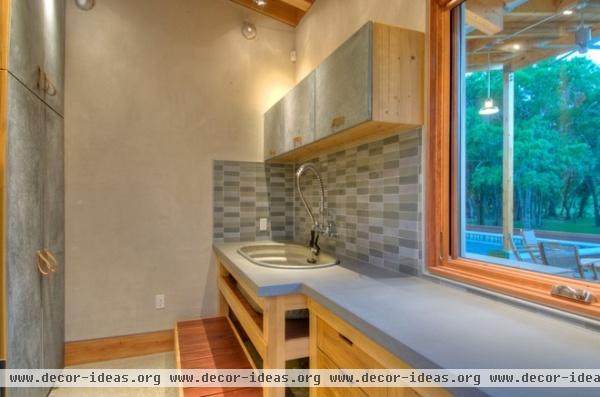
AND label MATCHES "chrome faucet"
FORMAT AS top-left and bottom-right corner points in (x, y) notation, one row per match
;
(296, 163), (336, 263)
